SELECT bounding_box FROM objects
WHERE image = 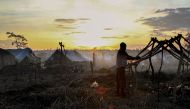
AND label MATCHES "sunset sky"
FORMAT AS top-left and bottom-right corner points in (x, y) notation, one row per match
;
(0, 0), (190, 50)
